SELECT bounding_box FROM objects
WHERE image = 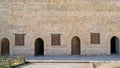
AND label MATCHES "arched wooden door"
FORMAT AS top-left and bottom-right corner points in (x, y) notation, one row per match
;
(111, 36), (119, 54)
(71, 36), (80, 55)
(1, 38), (9, 55)
(35, 38), (44, 56)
